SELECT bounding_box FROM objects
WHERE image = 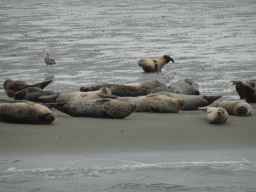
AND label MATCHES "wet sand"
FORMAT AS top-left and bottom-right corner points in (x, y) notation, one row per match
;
(1, 103), (256, 156)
